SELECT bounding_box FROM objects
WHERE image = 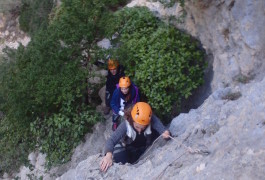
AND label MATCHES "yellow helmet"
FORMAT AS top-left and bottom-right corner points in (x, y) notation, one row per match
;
(108, 59), (119, 70)
(119, 76), (131, 88)
(131, 102), (152, 125)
